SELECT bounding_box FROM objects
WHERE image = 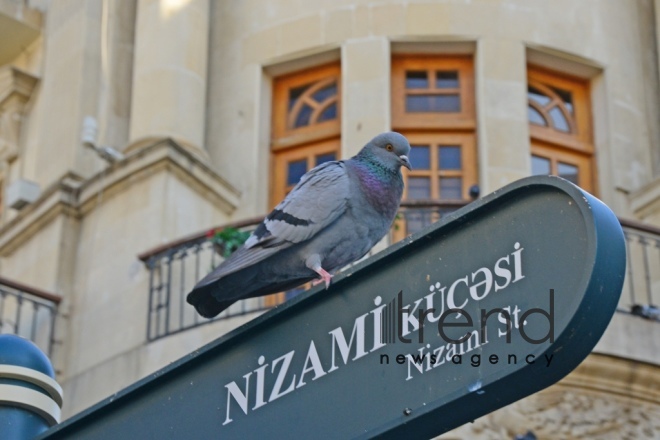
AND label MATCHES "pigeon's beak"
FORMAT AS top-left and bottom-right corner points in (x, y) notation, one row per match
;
(399, 155), (412, 170)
